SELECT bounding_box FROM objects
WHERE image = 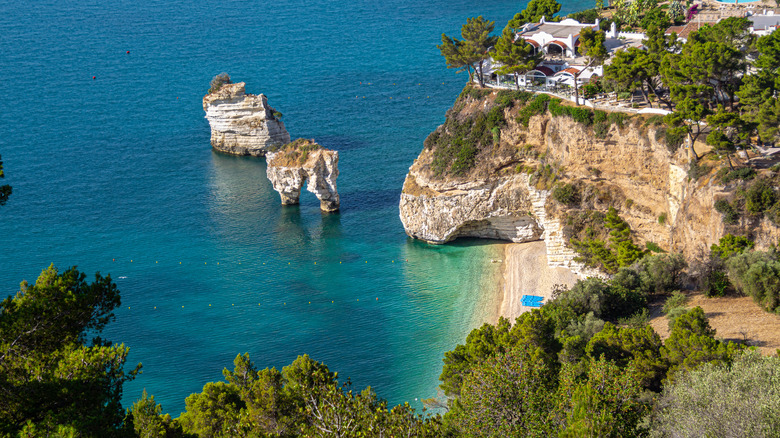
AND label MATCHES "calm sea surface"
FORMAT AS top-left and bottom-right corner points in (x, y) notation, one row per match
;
(0, 0), (588, 415)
